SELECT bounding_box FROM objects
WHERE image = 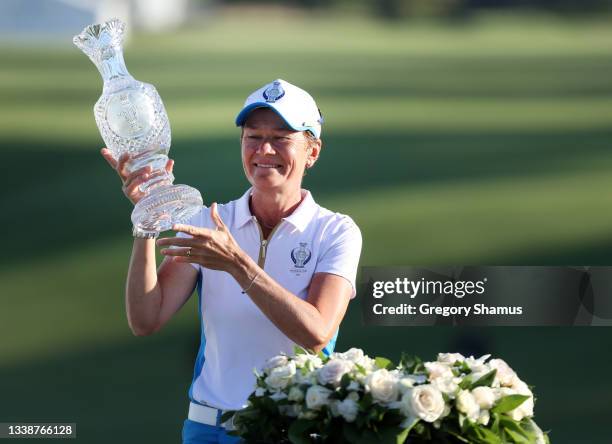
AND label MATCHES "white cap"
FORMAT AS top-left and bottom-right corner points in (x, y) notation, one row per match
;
(235, 79), (323, 138)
